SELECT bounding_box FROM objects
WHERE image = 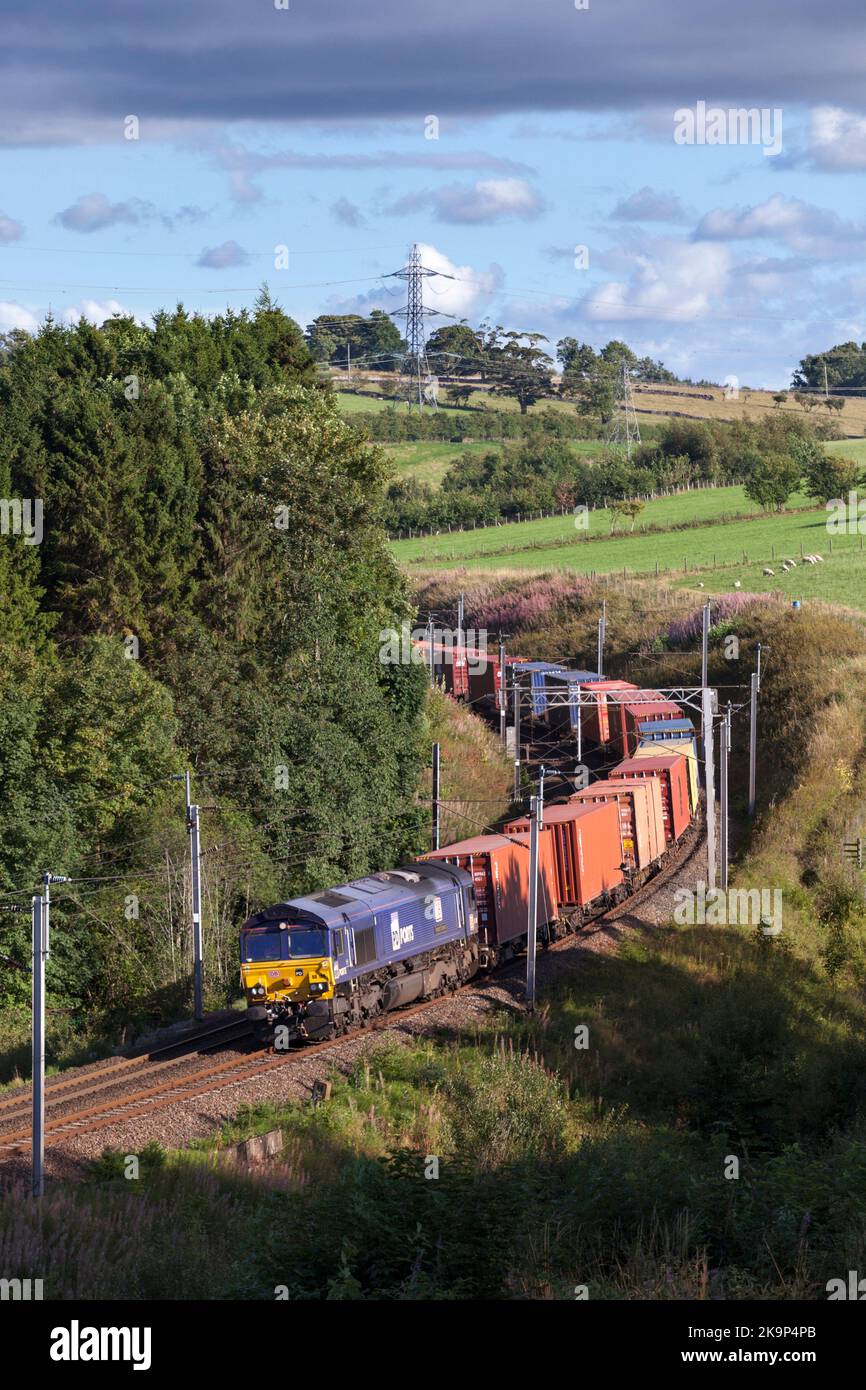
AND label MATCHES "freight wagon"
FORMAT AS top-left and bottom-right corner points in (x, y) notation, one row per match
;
(546, 669), (604, 734)
(413, 639), (471, 699)
(636, 721), (700, 813)
(513, 661), (570, 719)
(467, 651), (529, 712)
(505, 800), (625, 923)
(580, 680), (638, 746)
(424, 831), (559, 966)
(569, 777), (665, 875)
(617, 698), (687, 757)
(610, 753), (691, 843)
